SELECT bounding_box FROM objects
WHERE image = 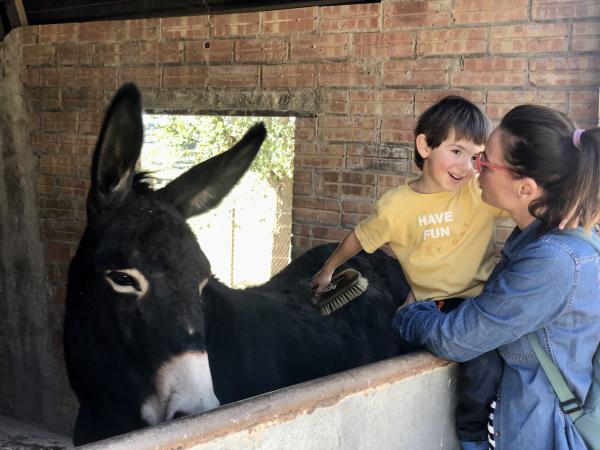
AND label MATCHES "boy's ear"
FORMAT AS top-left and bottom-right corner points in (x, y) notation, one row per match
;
(415, 134), (431, 160)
